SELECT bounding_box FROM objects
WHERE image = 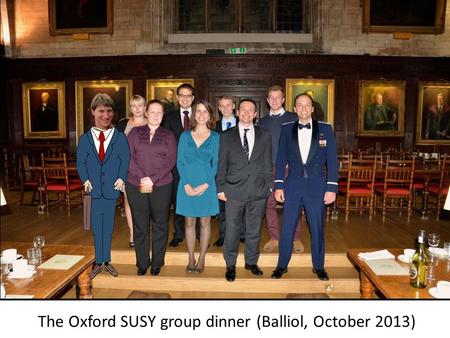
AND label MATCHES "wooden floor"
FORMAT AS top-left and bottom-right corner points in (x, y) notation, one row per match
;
(1, 190), (450, 299)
